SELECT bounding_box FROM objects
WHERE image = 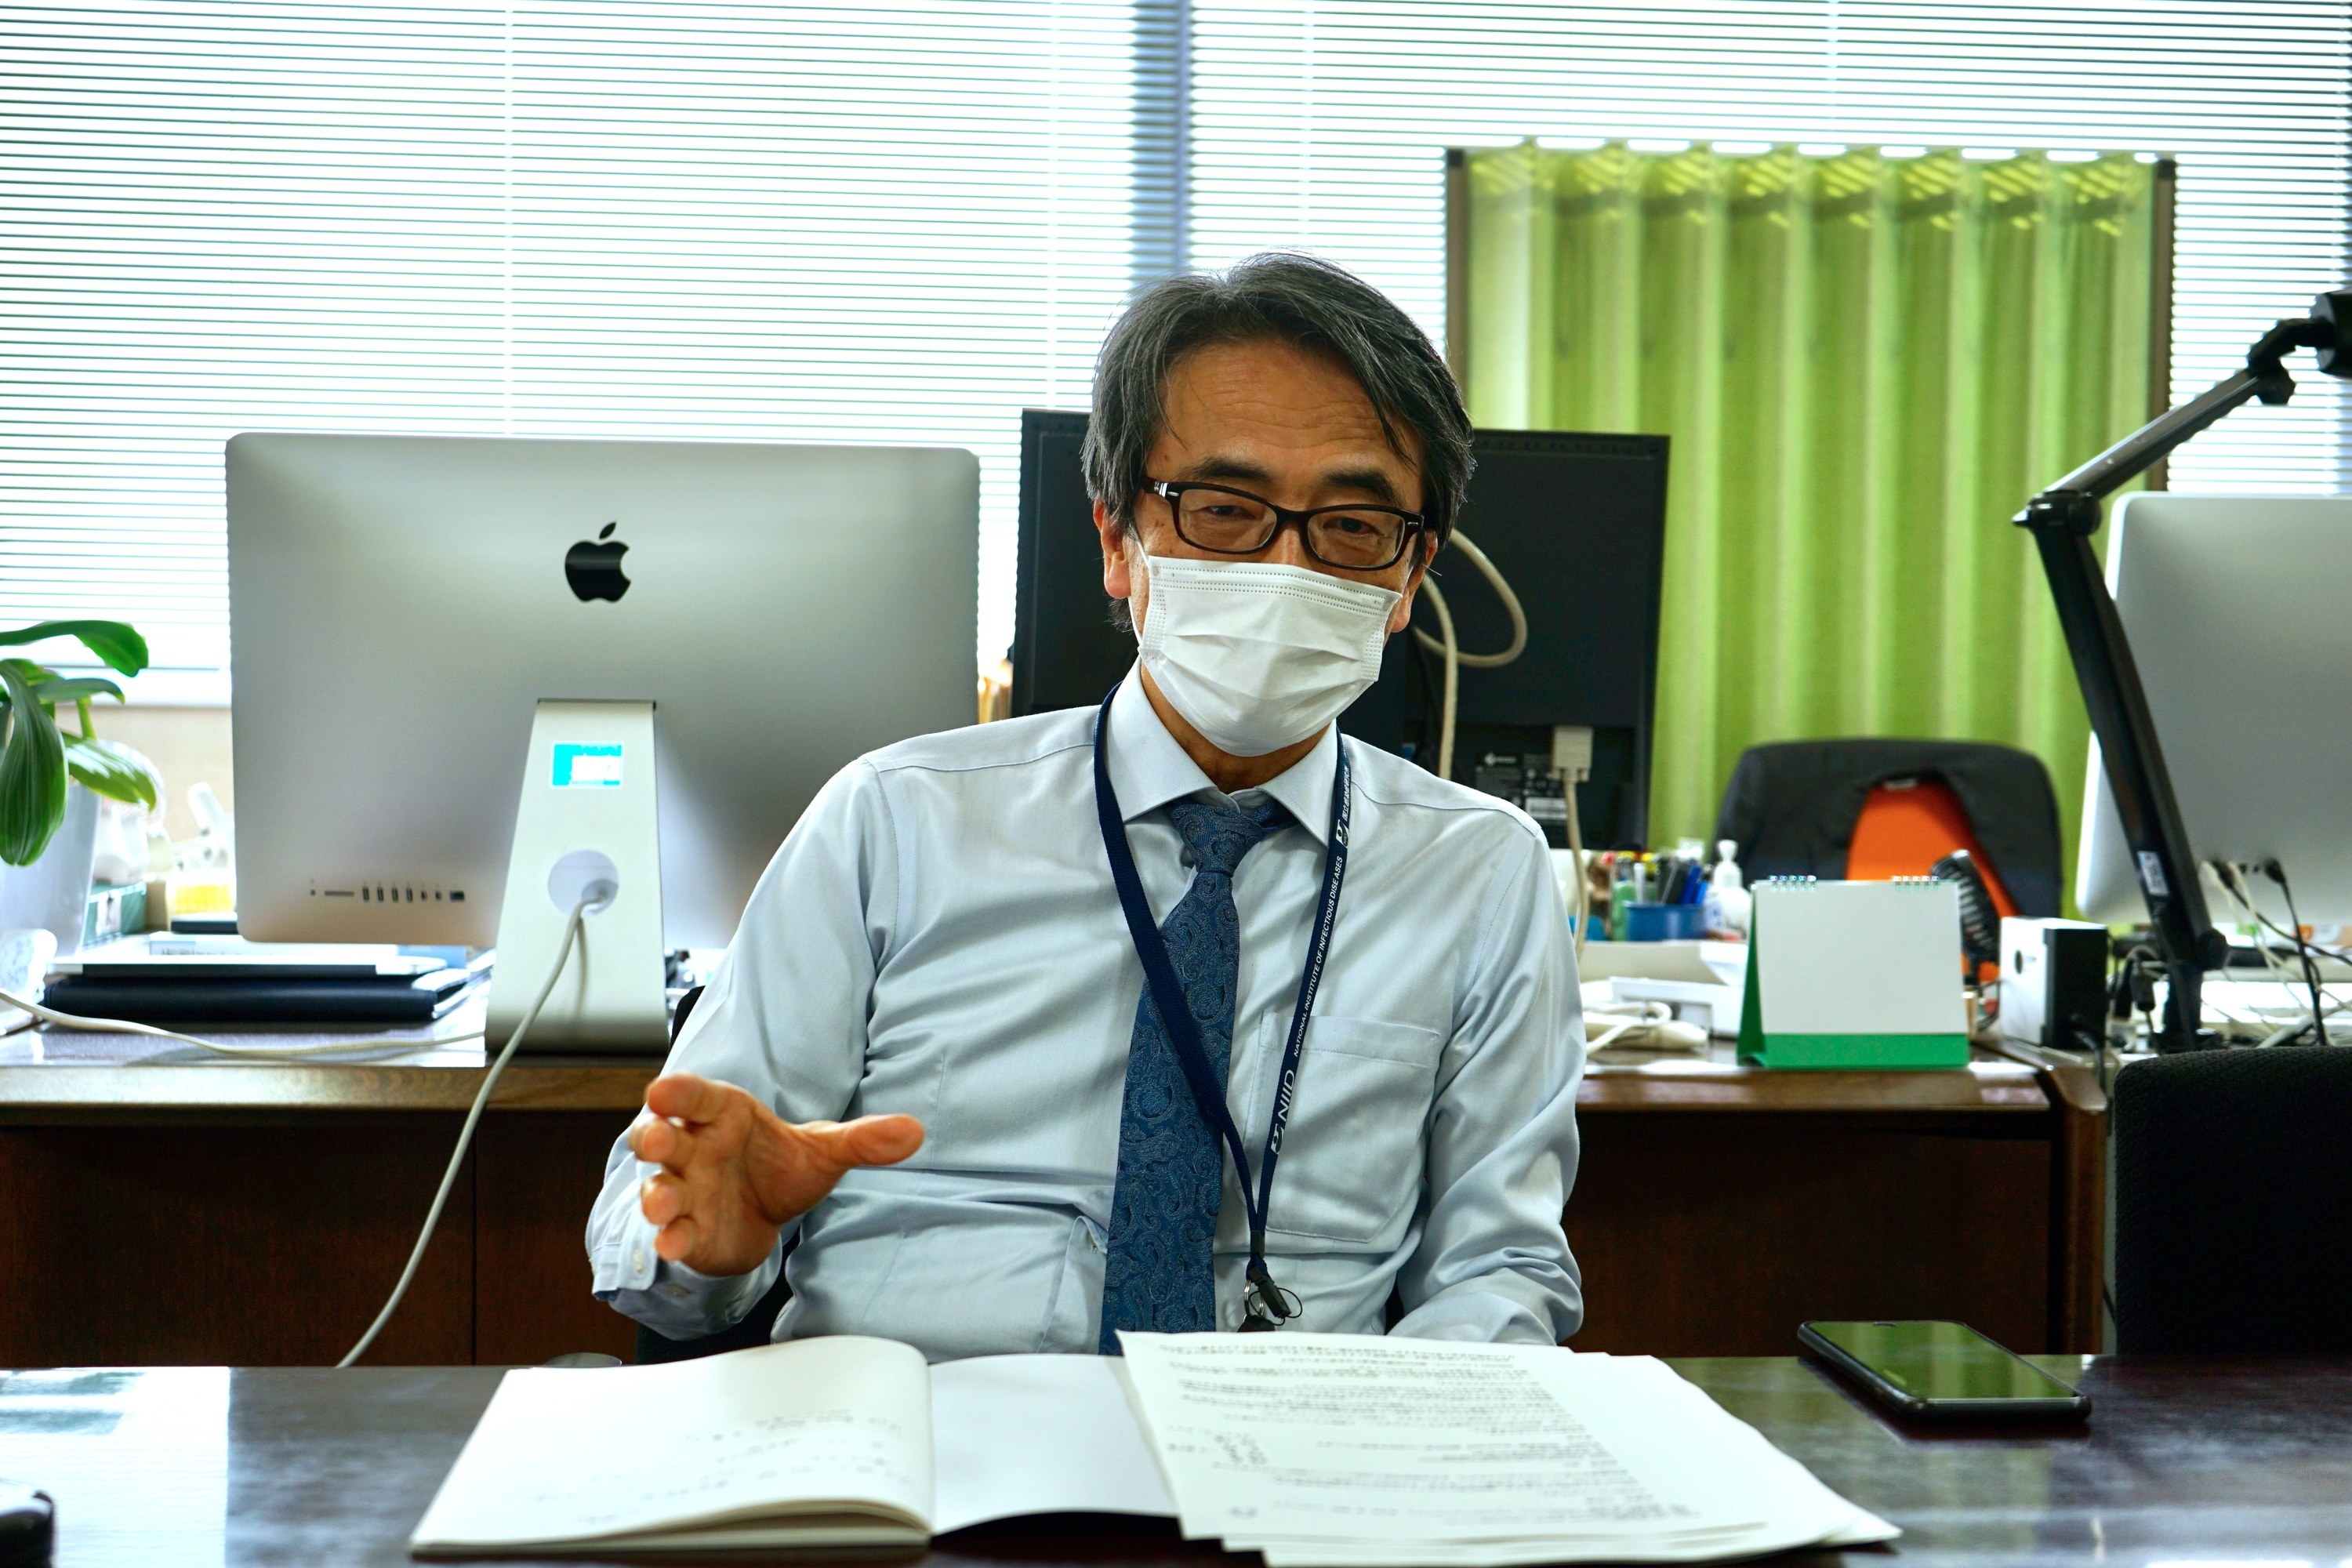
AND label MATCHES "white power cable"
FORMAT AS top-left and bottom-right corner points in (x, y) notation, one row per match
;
(2212, 862), (2298, 991)
(0, 896), (601, 1364)
(0, 991), (483, 1058)
(1410, 530), (1528, 785)
(2256, 996), (2352, 1050)
(1418, 575), (1461, 782)
(2209, 859), (2340, 1047)
(336, 889), (604, 1367)
(1409, 531), (1576, 945)
(1414, 532), (1527, 668)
